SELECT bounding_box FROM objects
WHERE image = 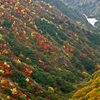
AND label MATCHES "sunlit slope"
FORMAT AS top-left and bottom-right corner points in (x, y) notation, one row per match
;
(71, 69), (100, 100)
